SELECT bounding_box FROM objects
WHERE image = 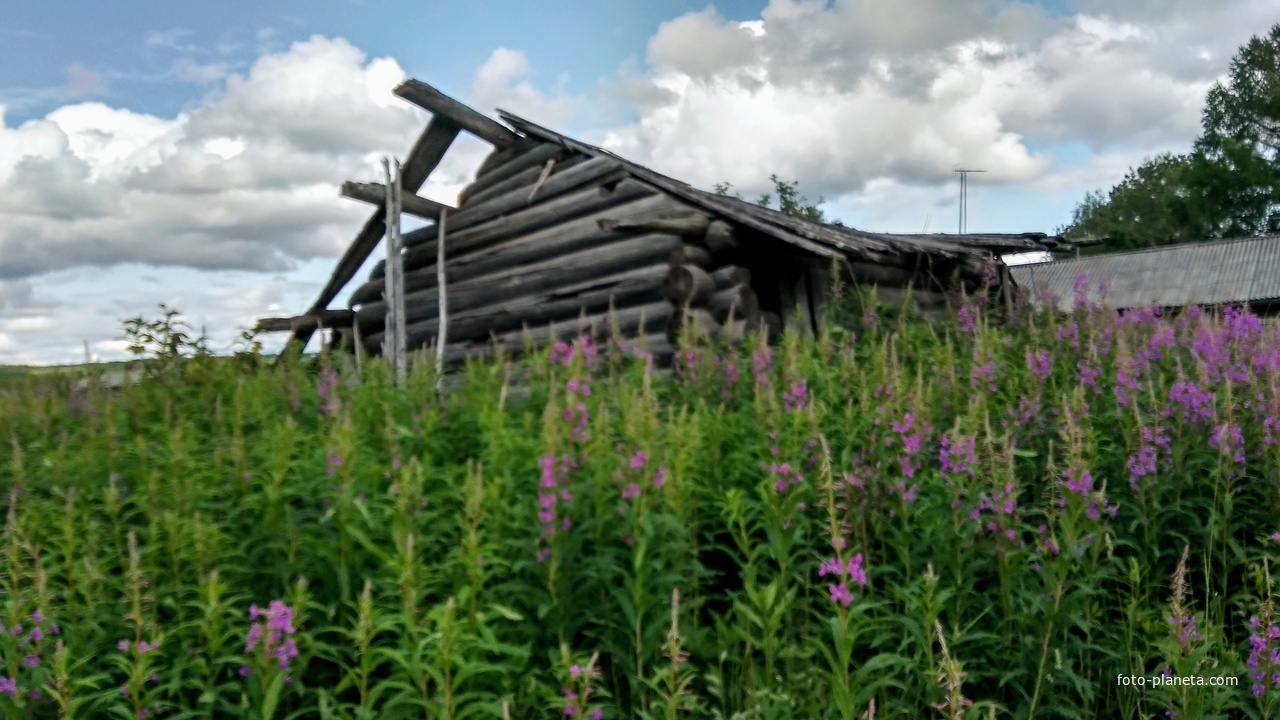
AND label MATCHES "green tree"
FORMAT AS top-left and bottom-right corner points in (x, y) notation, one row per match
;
(1064, 24), (1280, 251)
(1192, 23), (1280, 237)
(1062, 153), (1209, 253)
(714, 175), (841, 225)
